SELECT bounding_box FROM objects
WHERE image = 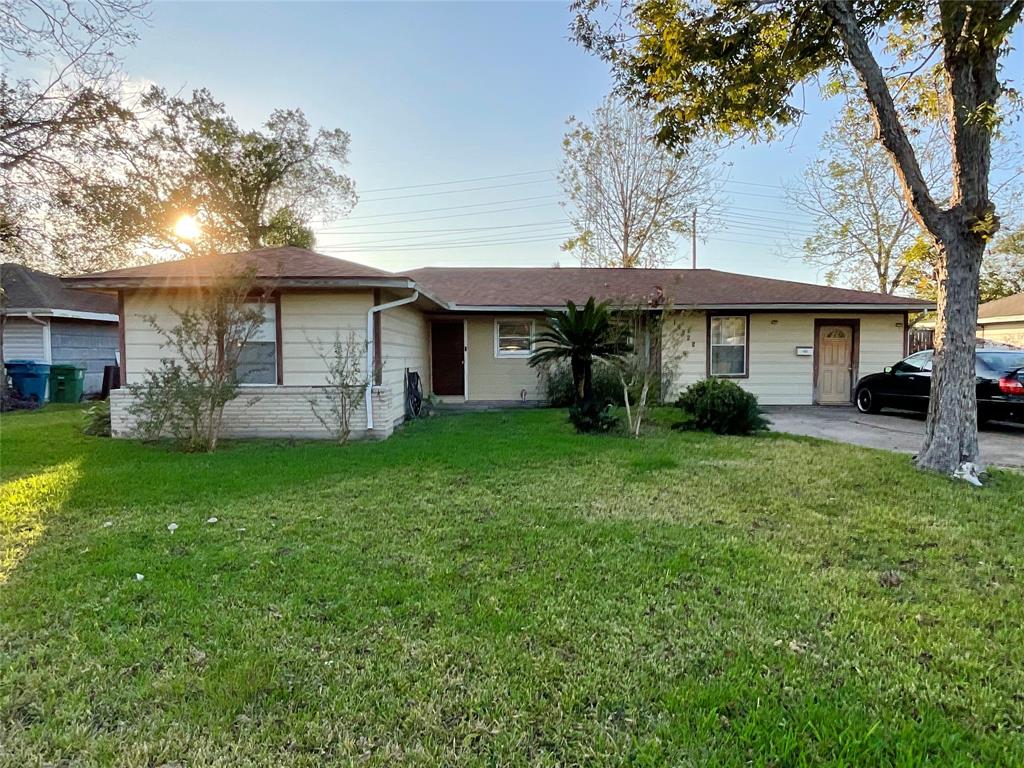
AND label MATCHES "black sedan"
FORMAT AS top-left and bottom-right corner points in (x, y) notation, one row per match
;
(854, 349), (1024, 424)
